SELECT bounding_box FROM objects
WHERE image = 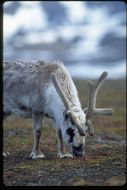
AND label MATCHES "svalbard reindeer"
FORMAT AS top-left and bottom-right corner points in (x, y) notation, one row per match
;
(3, 60), (113, 159)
